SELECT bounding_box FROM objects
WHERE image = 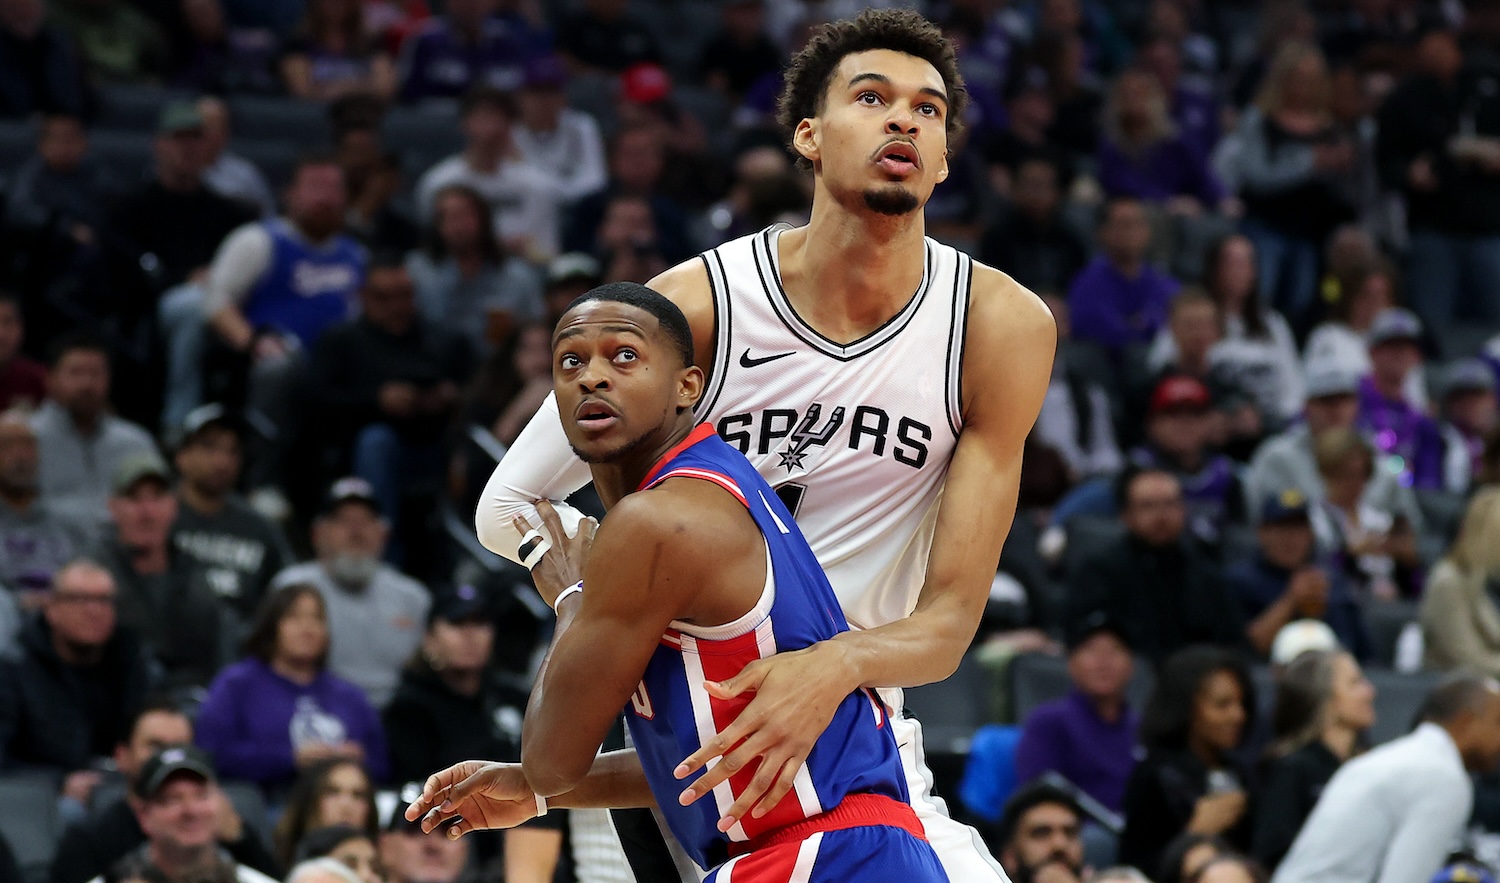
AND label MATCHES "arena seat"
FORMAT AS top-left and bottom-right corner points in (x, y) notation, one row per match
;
(97, 84), (192, 132)
(221, 779), (272, 841)
(1366, 668), (1443, 746)
(228, 96), (331, 145)
(89, 129), (155, 184)
(0, 773), (62, 883)
(1364, 600), (1422, 670)
(231, 138), (301, 191)
(1008, 652), (1155, 725)
(903, 650), (995, 755)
